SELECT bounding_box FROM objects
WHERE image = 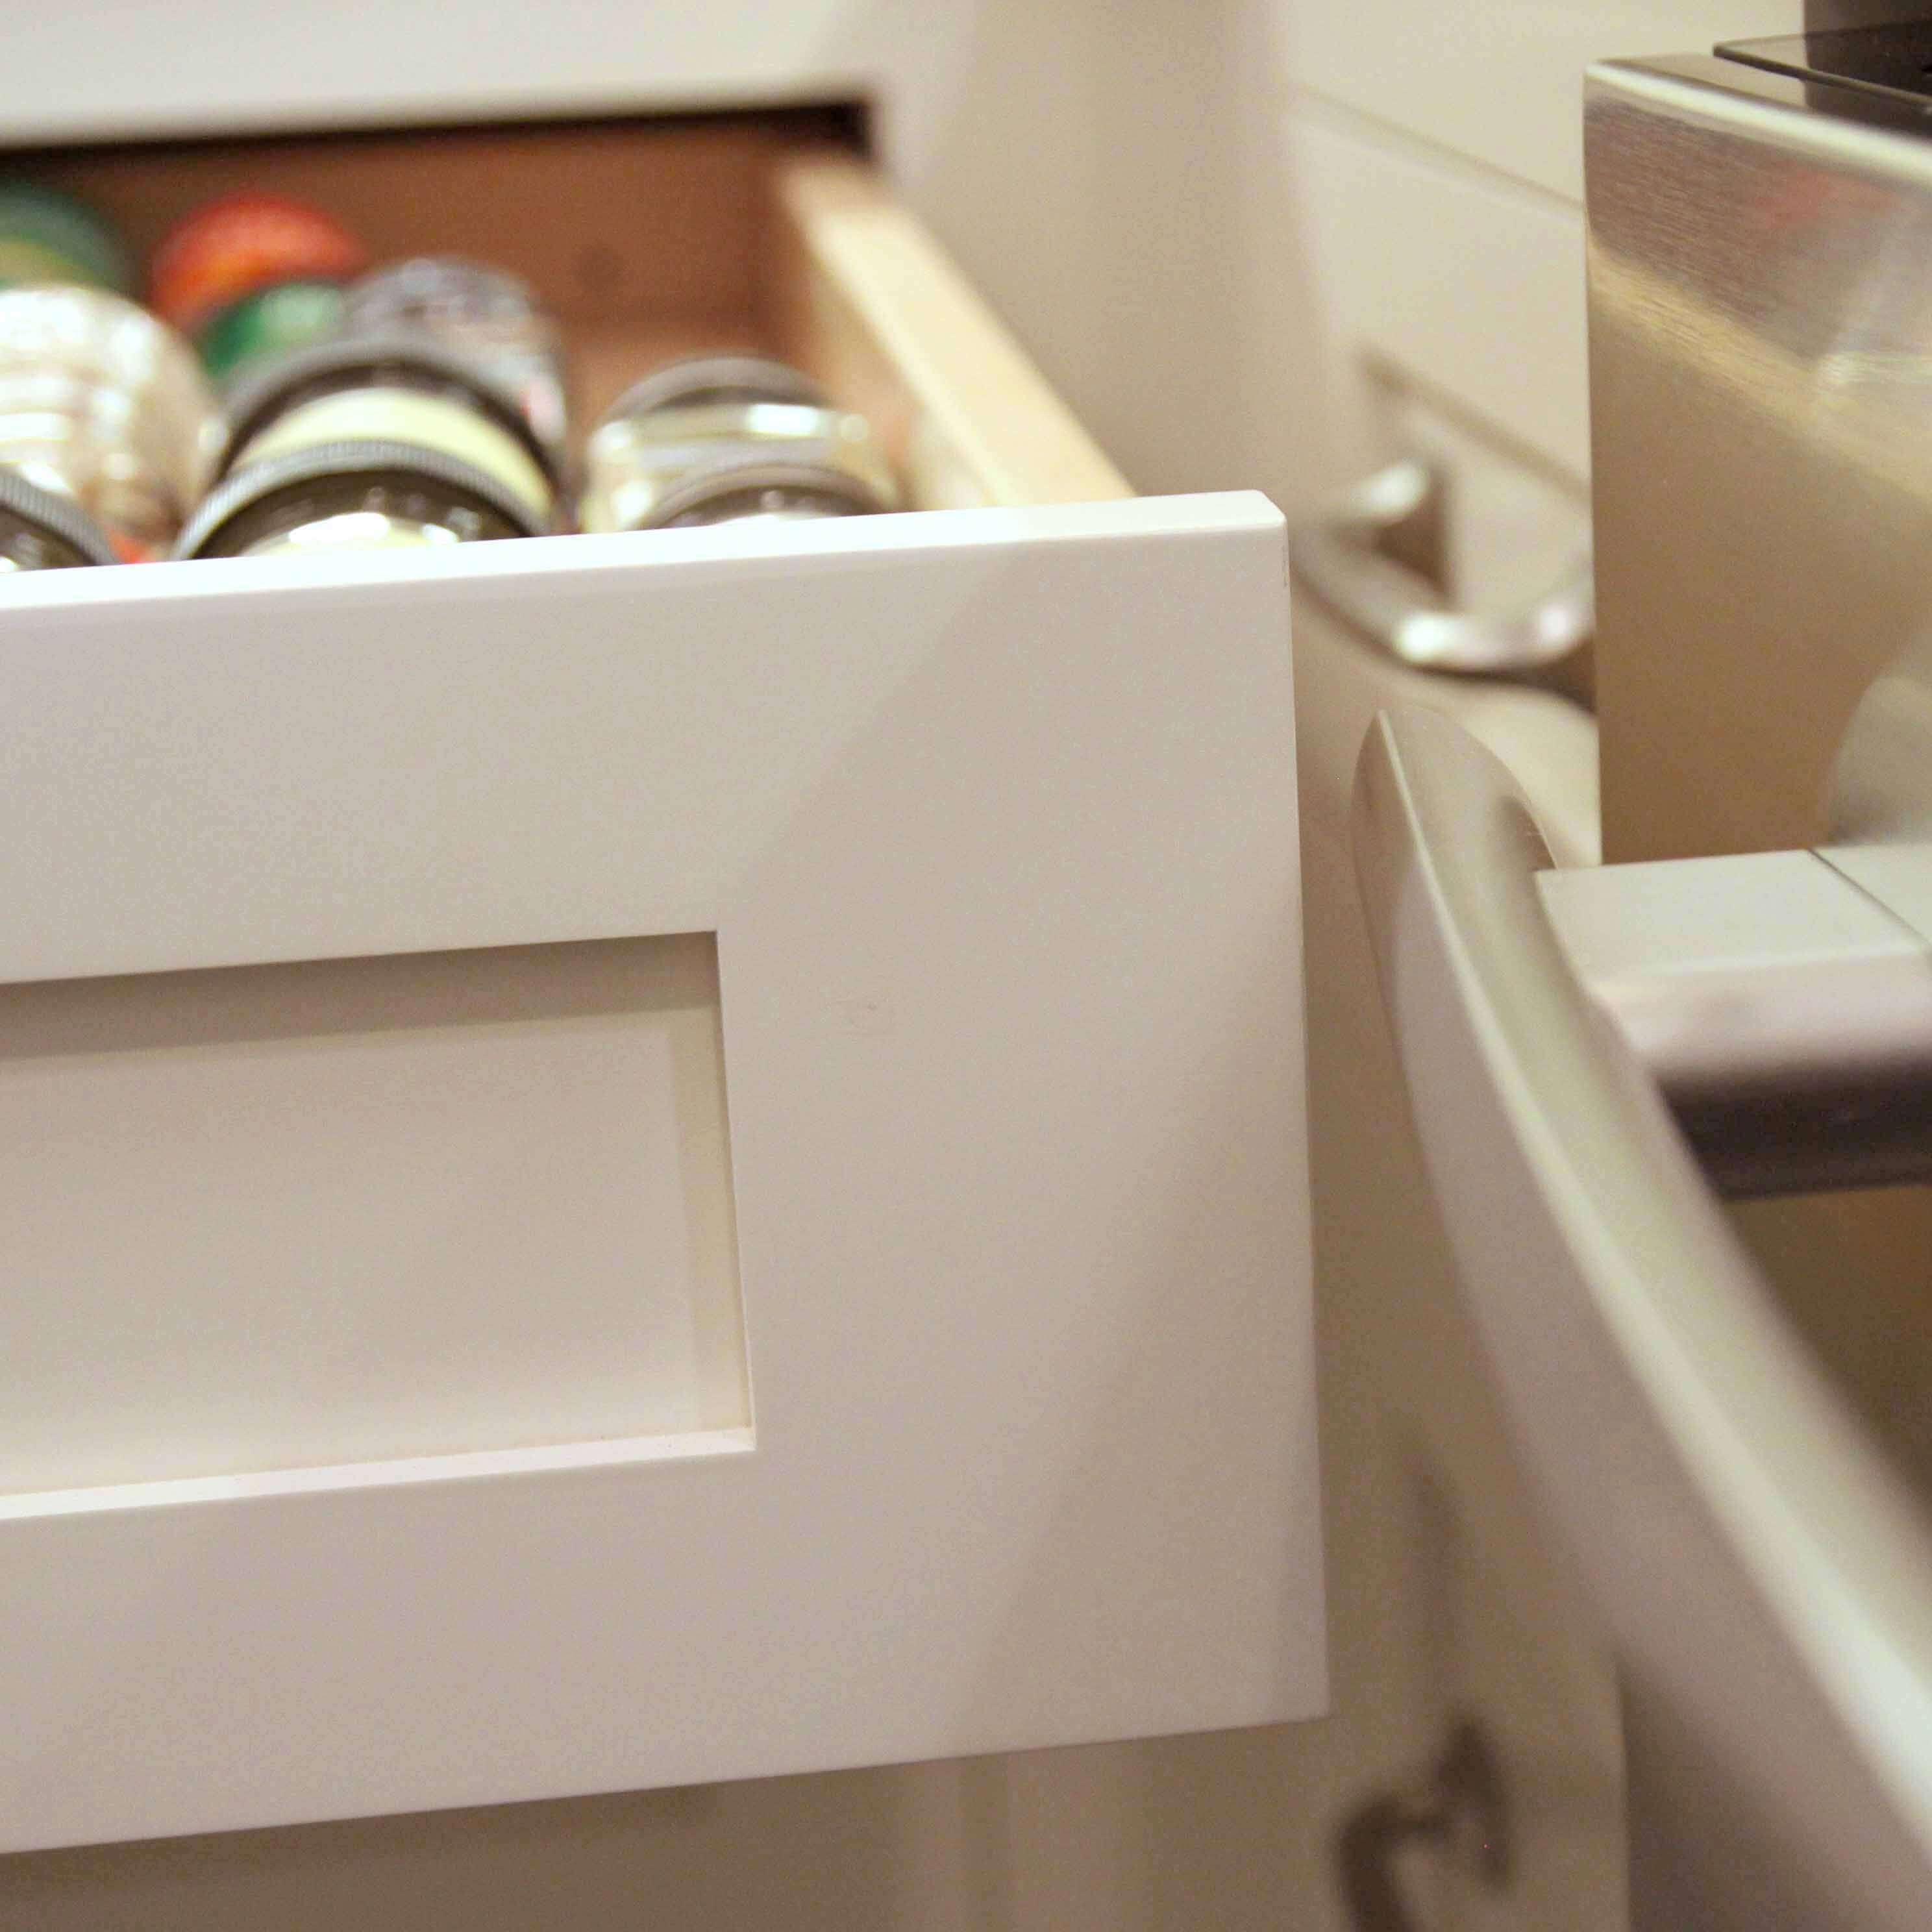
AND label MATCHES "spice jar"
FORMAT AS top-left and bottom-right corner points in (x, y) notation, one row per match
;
(219, 338), (556, 520)
(0, 468), (117, 569)
(0, 286), (221, 556)
(578, 353), (897, 534)
(180, 336), (558, 558)
(343, 257), (567, 460)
